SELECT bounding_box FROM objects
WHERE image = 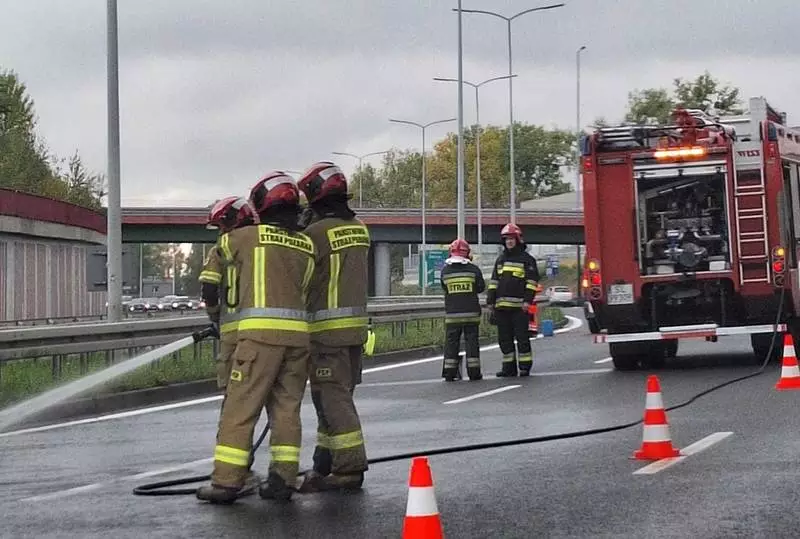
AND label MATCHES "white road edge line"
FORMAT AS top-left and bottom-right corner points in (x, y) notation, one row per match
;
(21, 457), (216, 503)
(632, 431), (733, 475)
(443, 385), (521, 404)
(1, 315), (584, 438)
(594, 357), (613, 364)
